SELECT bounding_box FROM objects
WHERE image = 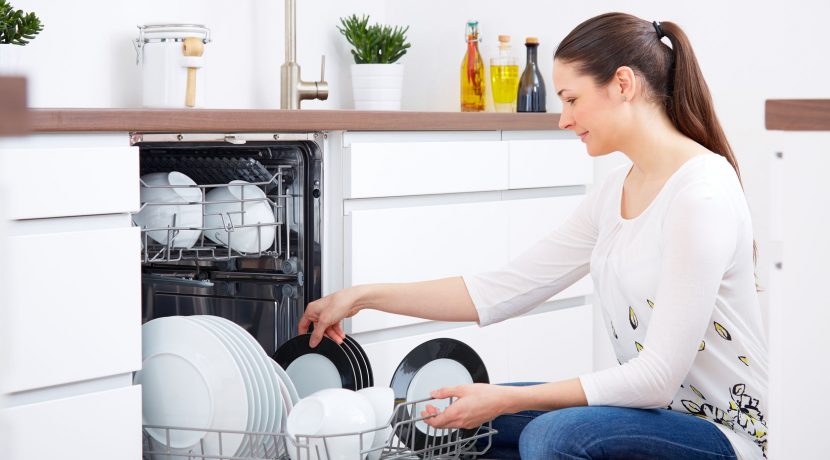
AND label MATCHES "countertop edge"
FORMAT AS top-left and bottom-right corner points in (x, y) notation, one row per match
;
(765, 99), (830, 131)
(30, 108), (563, 133)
